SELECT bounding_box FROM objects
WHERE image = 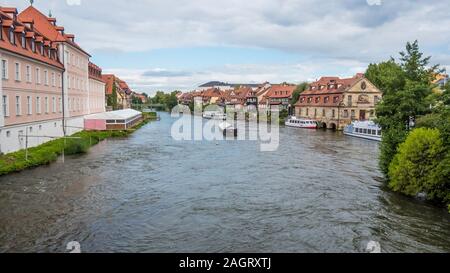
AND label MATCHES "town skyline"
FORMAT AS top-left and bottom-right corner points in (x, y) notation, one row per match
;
(0, 0), (448, 95)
